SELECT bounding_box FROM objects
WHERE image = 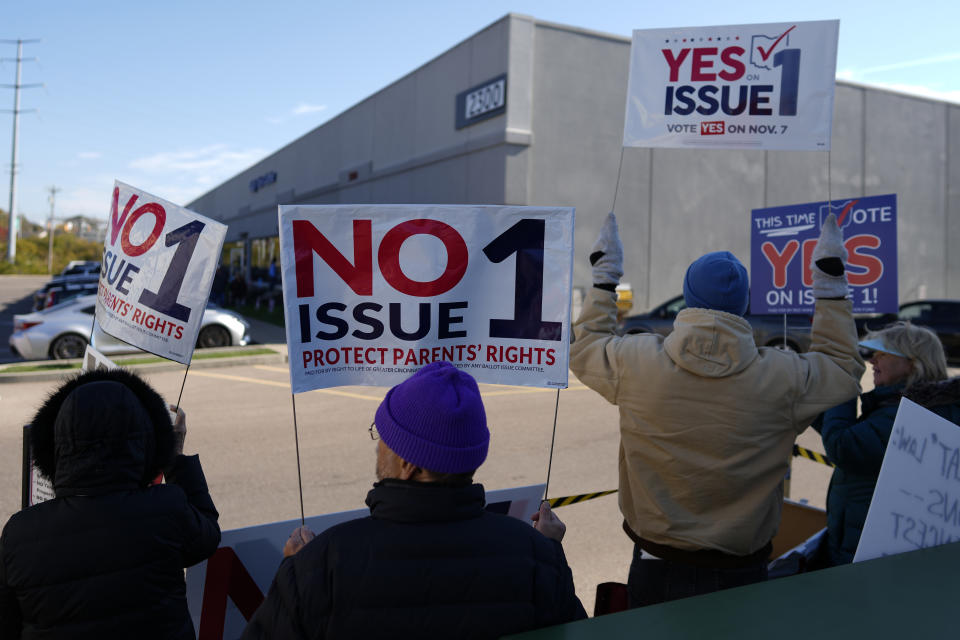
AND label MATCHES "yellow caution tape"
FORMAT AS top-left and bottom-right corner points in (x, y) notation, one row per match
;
(547, 446), (833, 508)
(793, 444), (835, 467)
(547, 489), (618, 508)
